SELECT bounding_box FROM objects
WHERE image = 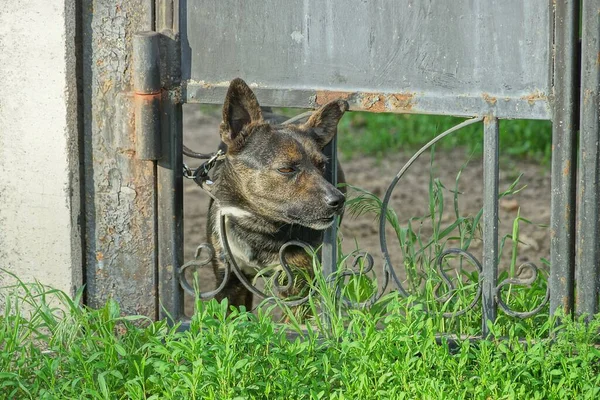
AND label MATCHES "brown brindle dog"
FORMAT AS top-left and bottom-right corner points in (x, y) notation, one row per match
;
(206, 78), (348, 310)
